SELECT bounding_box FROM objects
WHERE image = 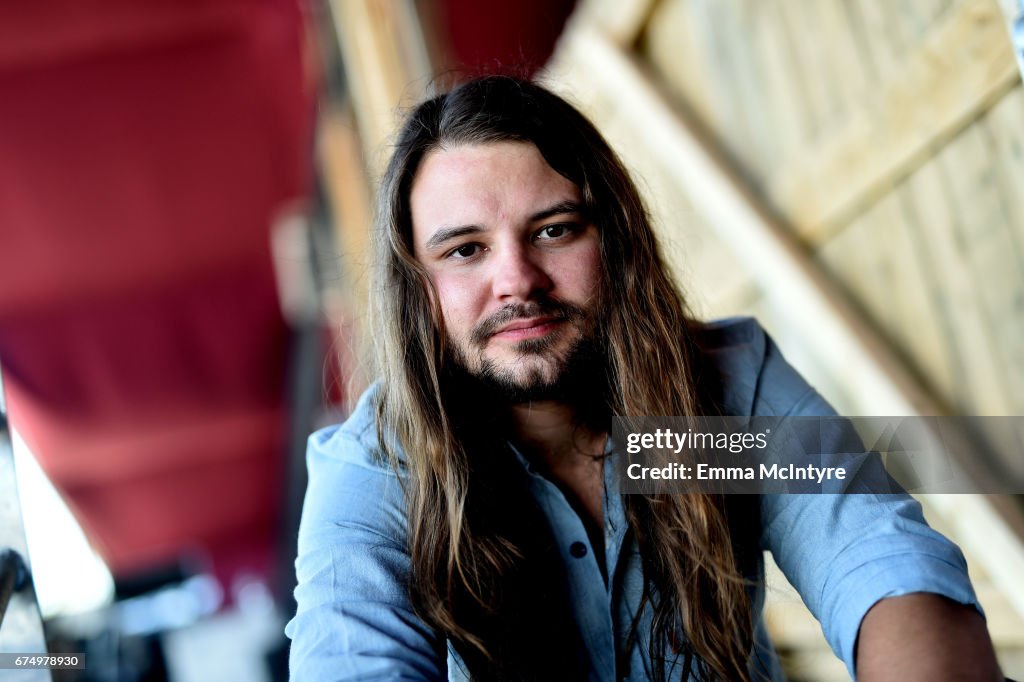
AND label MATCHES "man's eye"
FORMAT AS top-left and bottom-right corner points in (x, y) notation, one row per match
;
(449, 244), (480, 259)
(537, 224), (575, 240)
